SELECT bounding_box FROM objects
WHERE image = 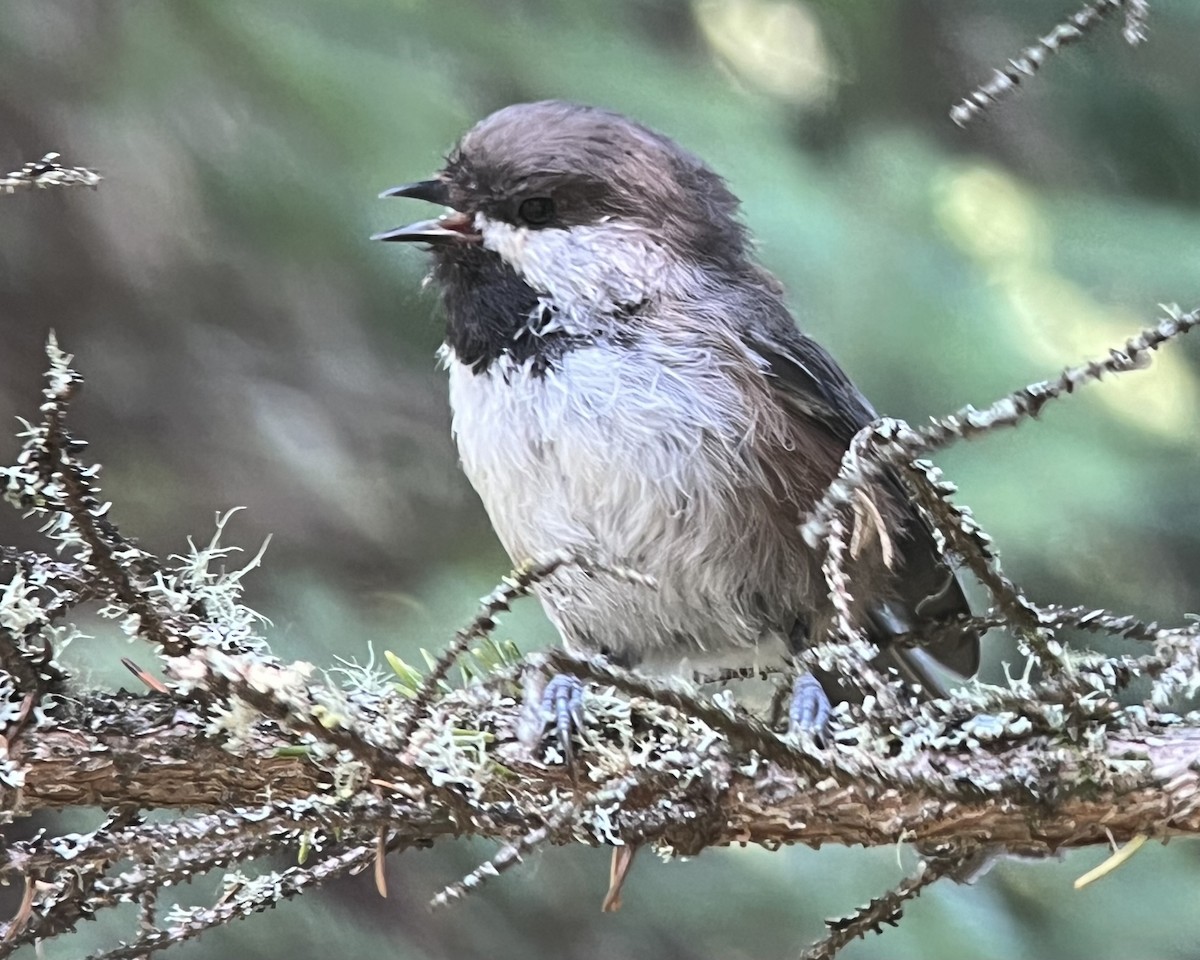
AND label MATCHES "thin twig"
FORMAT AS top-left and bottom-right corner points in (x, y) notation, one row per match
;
(808, 512), (902, 712)
(398, 552), (578, 745)
(430, 776), (638, 909)
(800, 855), (965, 960)
(950, 0), (1127, 126)
(1032, 604), (1159, 642)
(397, 553), (653, 746)
(804, 306), (1200, 548)
(1123, 0), (1150, 44)
(0, 153), (101, 194)
(31, 338), (184, 655)
(900, 459), (1068, 675)
(81, 843), (379, 960)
